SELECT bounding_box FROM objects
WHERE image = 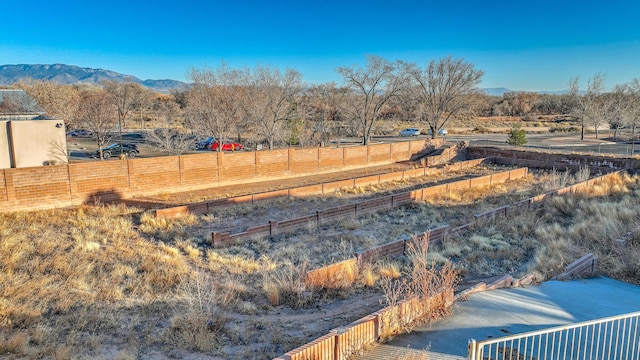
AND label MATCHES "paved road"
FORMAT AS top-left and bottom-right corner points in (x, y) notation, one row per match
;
(369, 131), (639, 157)
(355, 277), (640, 359)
